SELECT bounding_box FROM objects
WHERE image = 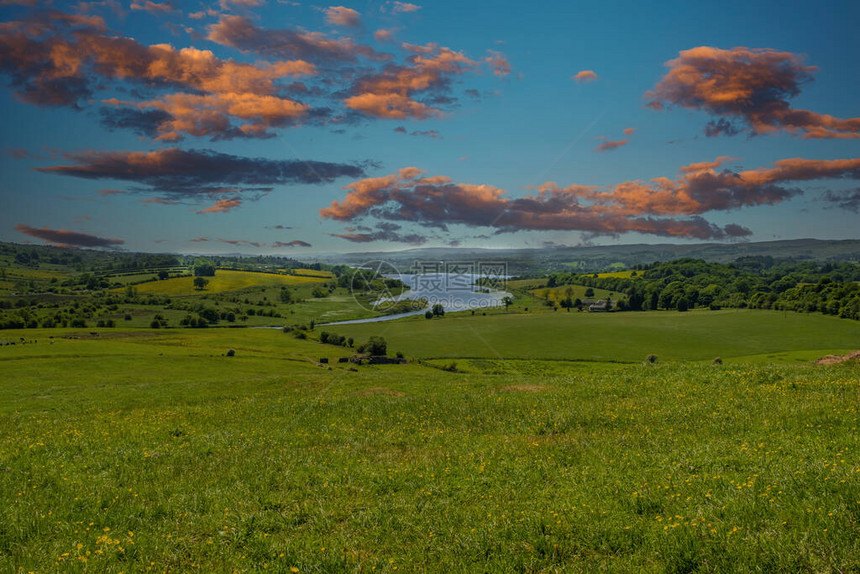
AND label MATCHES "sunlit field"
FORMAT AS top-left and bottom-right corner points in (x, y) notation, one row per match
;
(119, 270), (329, 297)
(1, 327), (858, 572)
(327, 309), (860, 363)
